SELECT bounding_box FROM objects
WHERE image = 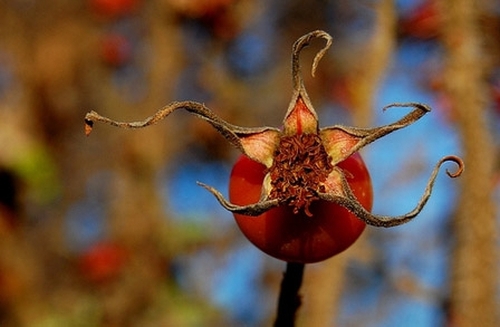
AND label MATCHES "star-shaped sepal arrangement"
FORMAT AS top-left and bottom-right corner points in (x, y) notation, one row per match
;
(85, 30), (464, 228)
